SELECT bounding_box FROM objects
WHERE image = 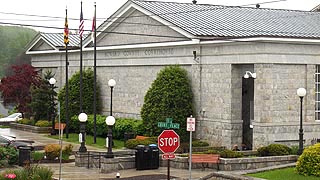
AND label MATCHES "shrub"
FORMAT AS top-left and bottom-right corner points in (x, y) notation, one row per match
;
(69, 115), (143, 139)
(219, 149), (244, 158)
(125, 137), (157, 149)
(0, 146), (18, 167)
(35, 120), (50, 127)
(257, 144), (291, 156)
(0, 165), (53, 180)
(192, 140), (209, 147)
(113, 118), (143, 140)
(19, 118), (34, 125)
(296, 143), (320, 177)
(32, 151), (45, 161)
(290, 145), (299, 155)
(62, 144), (73, 156)
(44, 144), (60, 160)
(141, 65), (194, 142)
